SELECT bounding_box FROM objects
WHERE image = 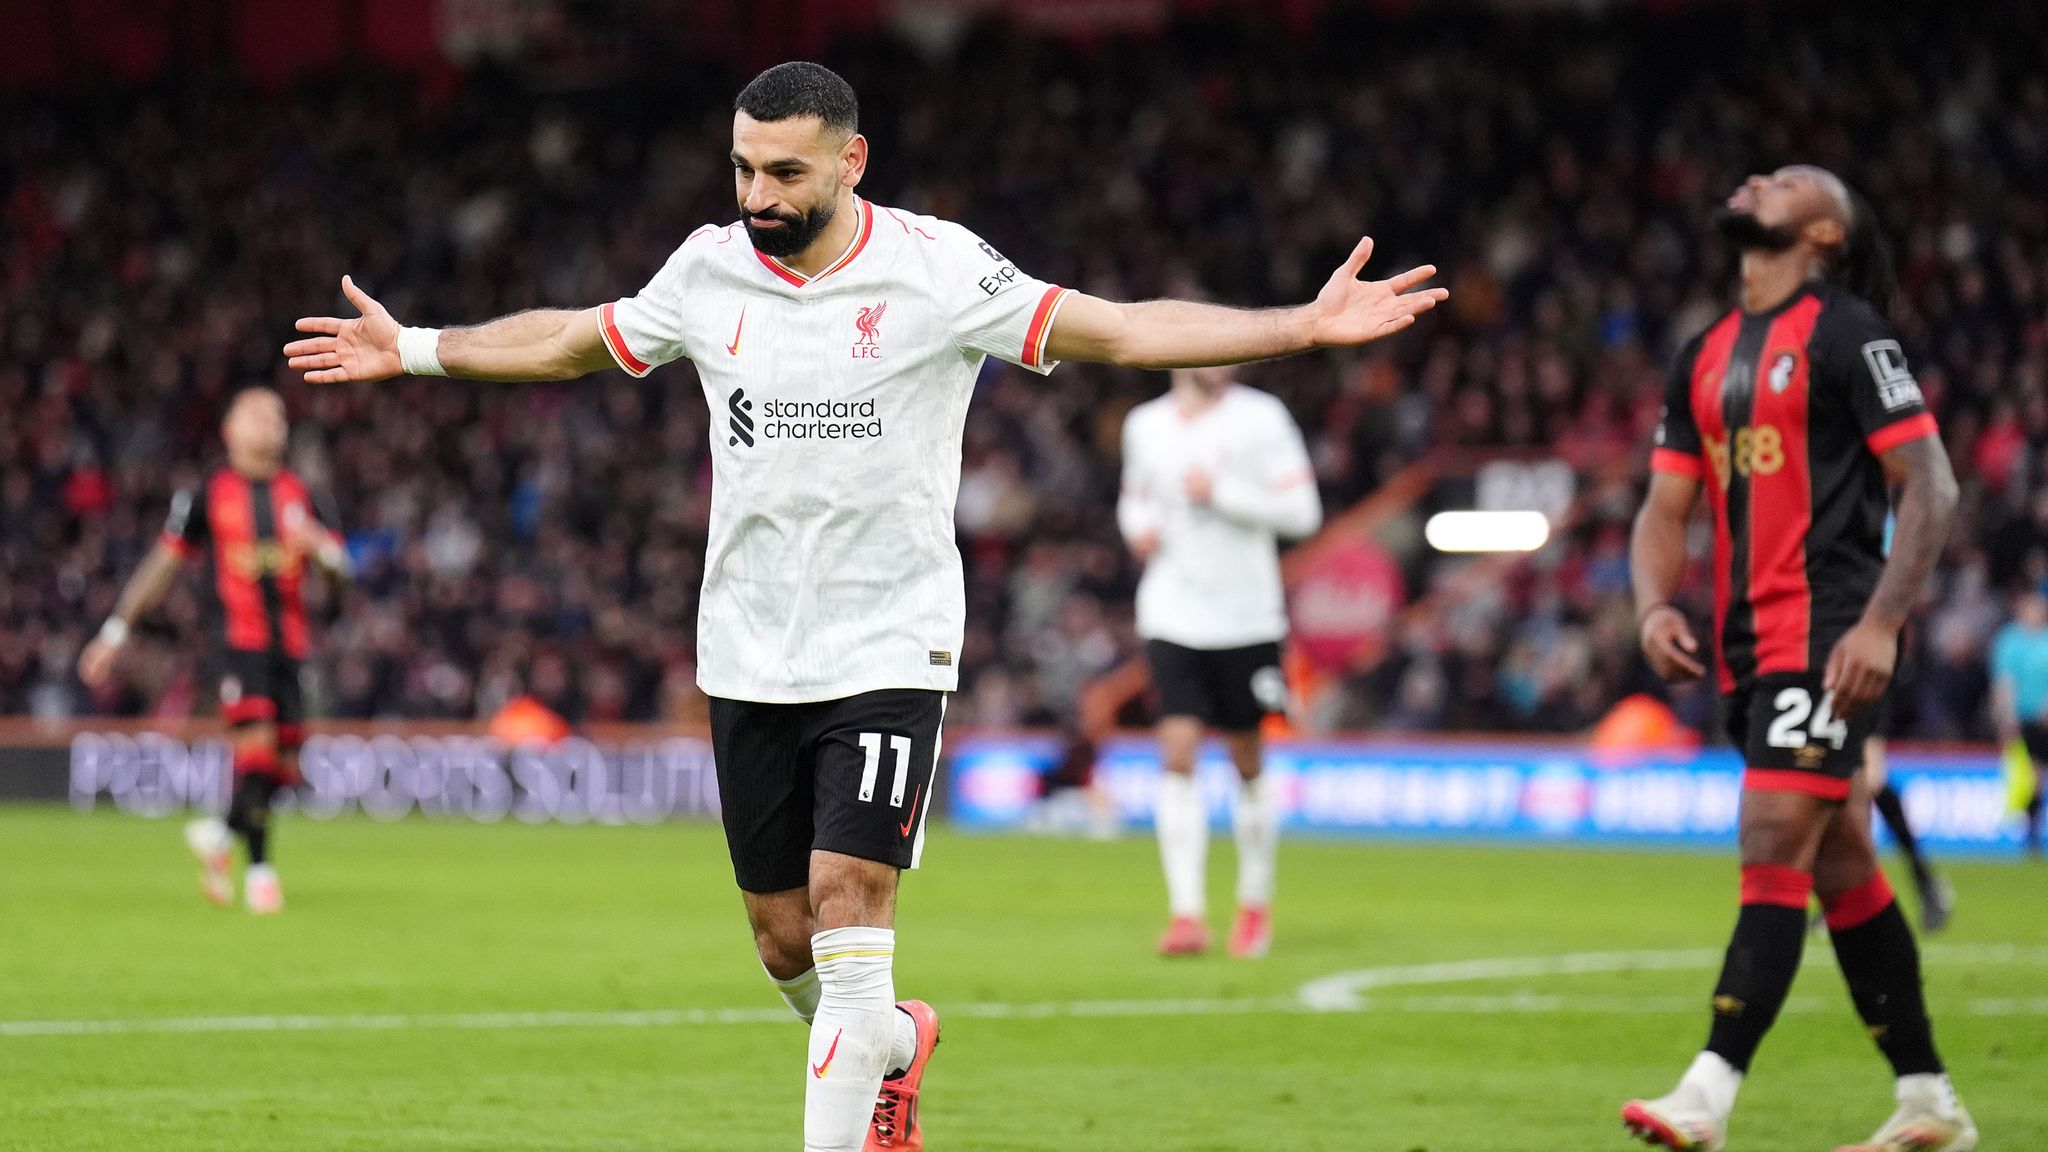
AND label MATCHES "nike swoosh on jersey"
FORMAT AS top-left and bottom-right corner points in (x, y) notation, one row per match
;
(726, 306), (746, 355)
(899, 785), (923, 838)
(810, 1028), (843, 1078)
